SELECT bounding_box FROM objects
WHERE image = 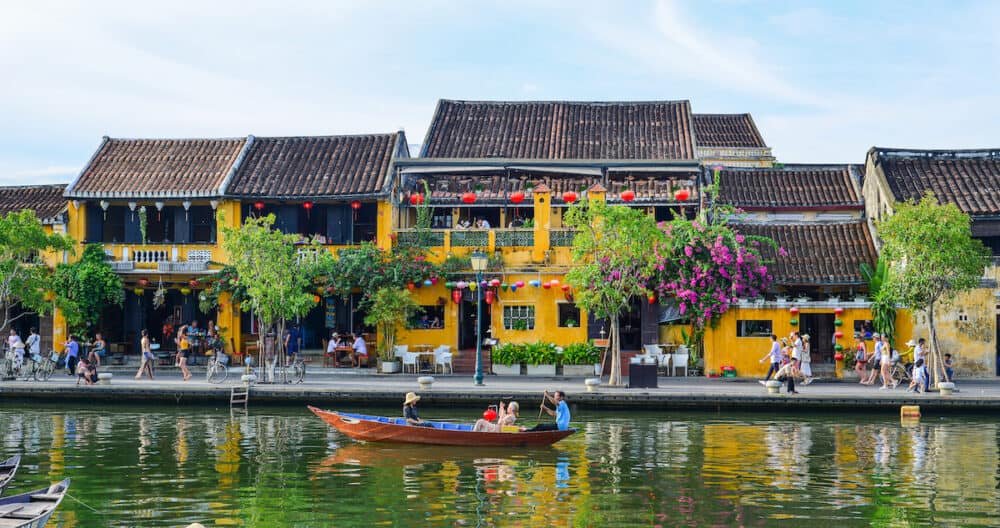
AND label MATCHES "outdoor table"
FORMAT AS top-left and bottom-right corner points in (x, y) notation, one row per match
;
(335, 346), (354, 367)
(413, 345), (435, 372)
